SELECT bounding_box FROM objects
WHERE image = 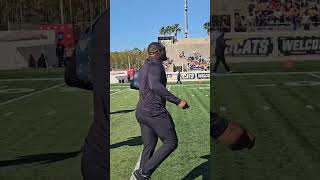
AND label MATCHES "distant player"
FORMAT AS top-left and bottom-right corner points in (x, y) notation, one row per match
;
(211, 112), (255, 150)
(56, 43), (65, 67)
(133, 42), (189, 180)
(177, 70), (182, 84)
(213, 31), (232, 73)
